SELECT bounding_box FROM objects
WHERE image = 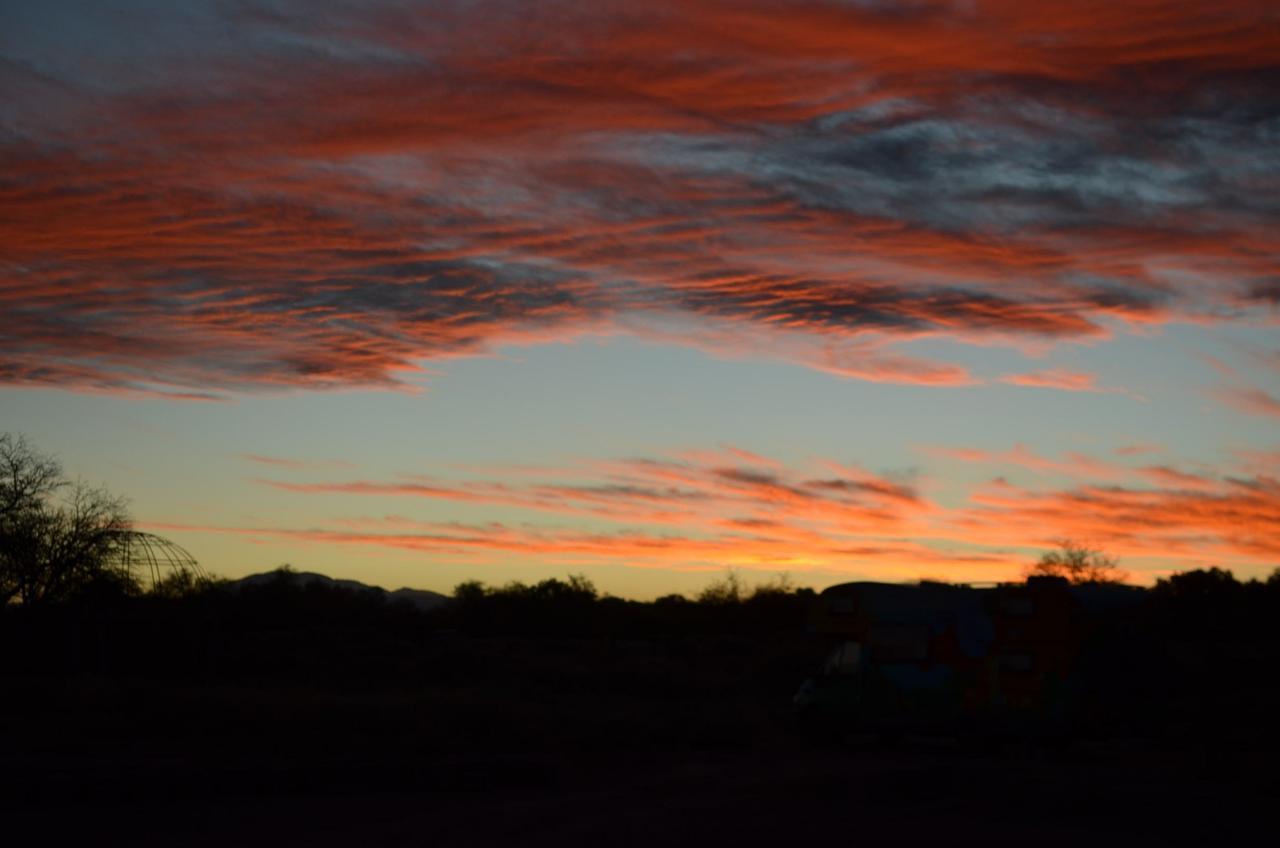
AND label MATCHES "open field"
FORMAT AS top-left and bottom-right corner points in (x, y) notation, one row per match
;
(3, 617), (1276, 846)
